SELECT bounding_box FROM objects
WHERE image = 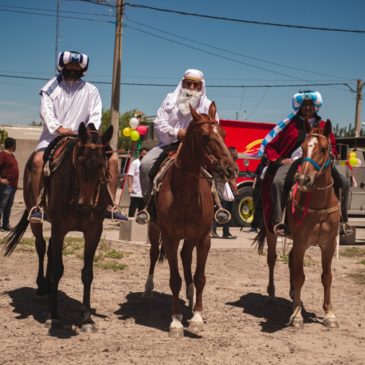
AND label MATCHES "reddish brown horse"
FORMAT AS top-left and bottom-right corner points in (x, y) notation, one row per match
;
(142, 102), (238, 337)
(3, 123), (113, 332)
(256, 121), (340, 329)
